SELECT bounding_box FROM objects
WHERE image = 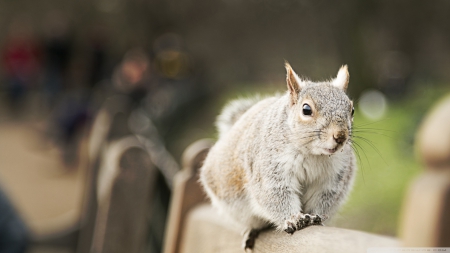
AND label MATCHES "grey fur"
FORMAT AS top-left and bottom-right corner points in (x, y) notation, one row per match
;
(200, 63), (356, 249)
